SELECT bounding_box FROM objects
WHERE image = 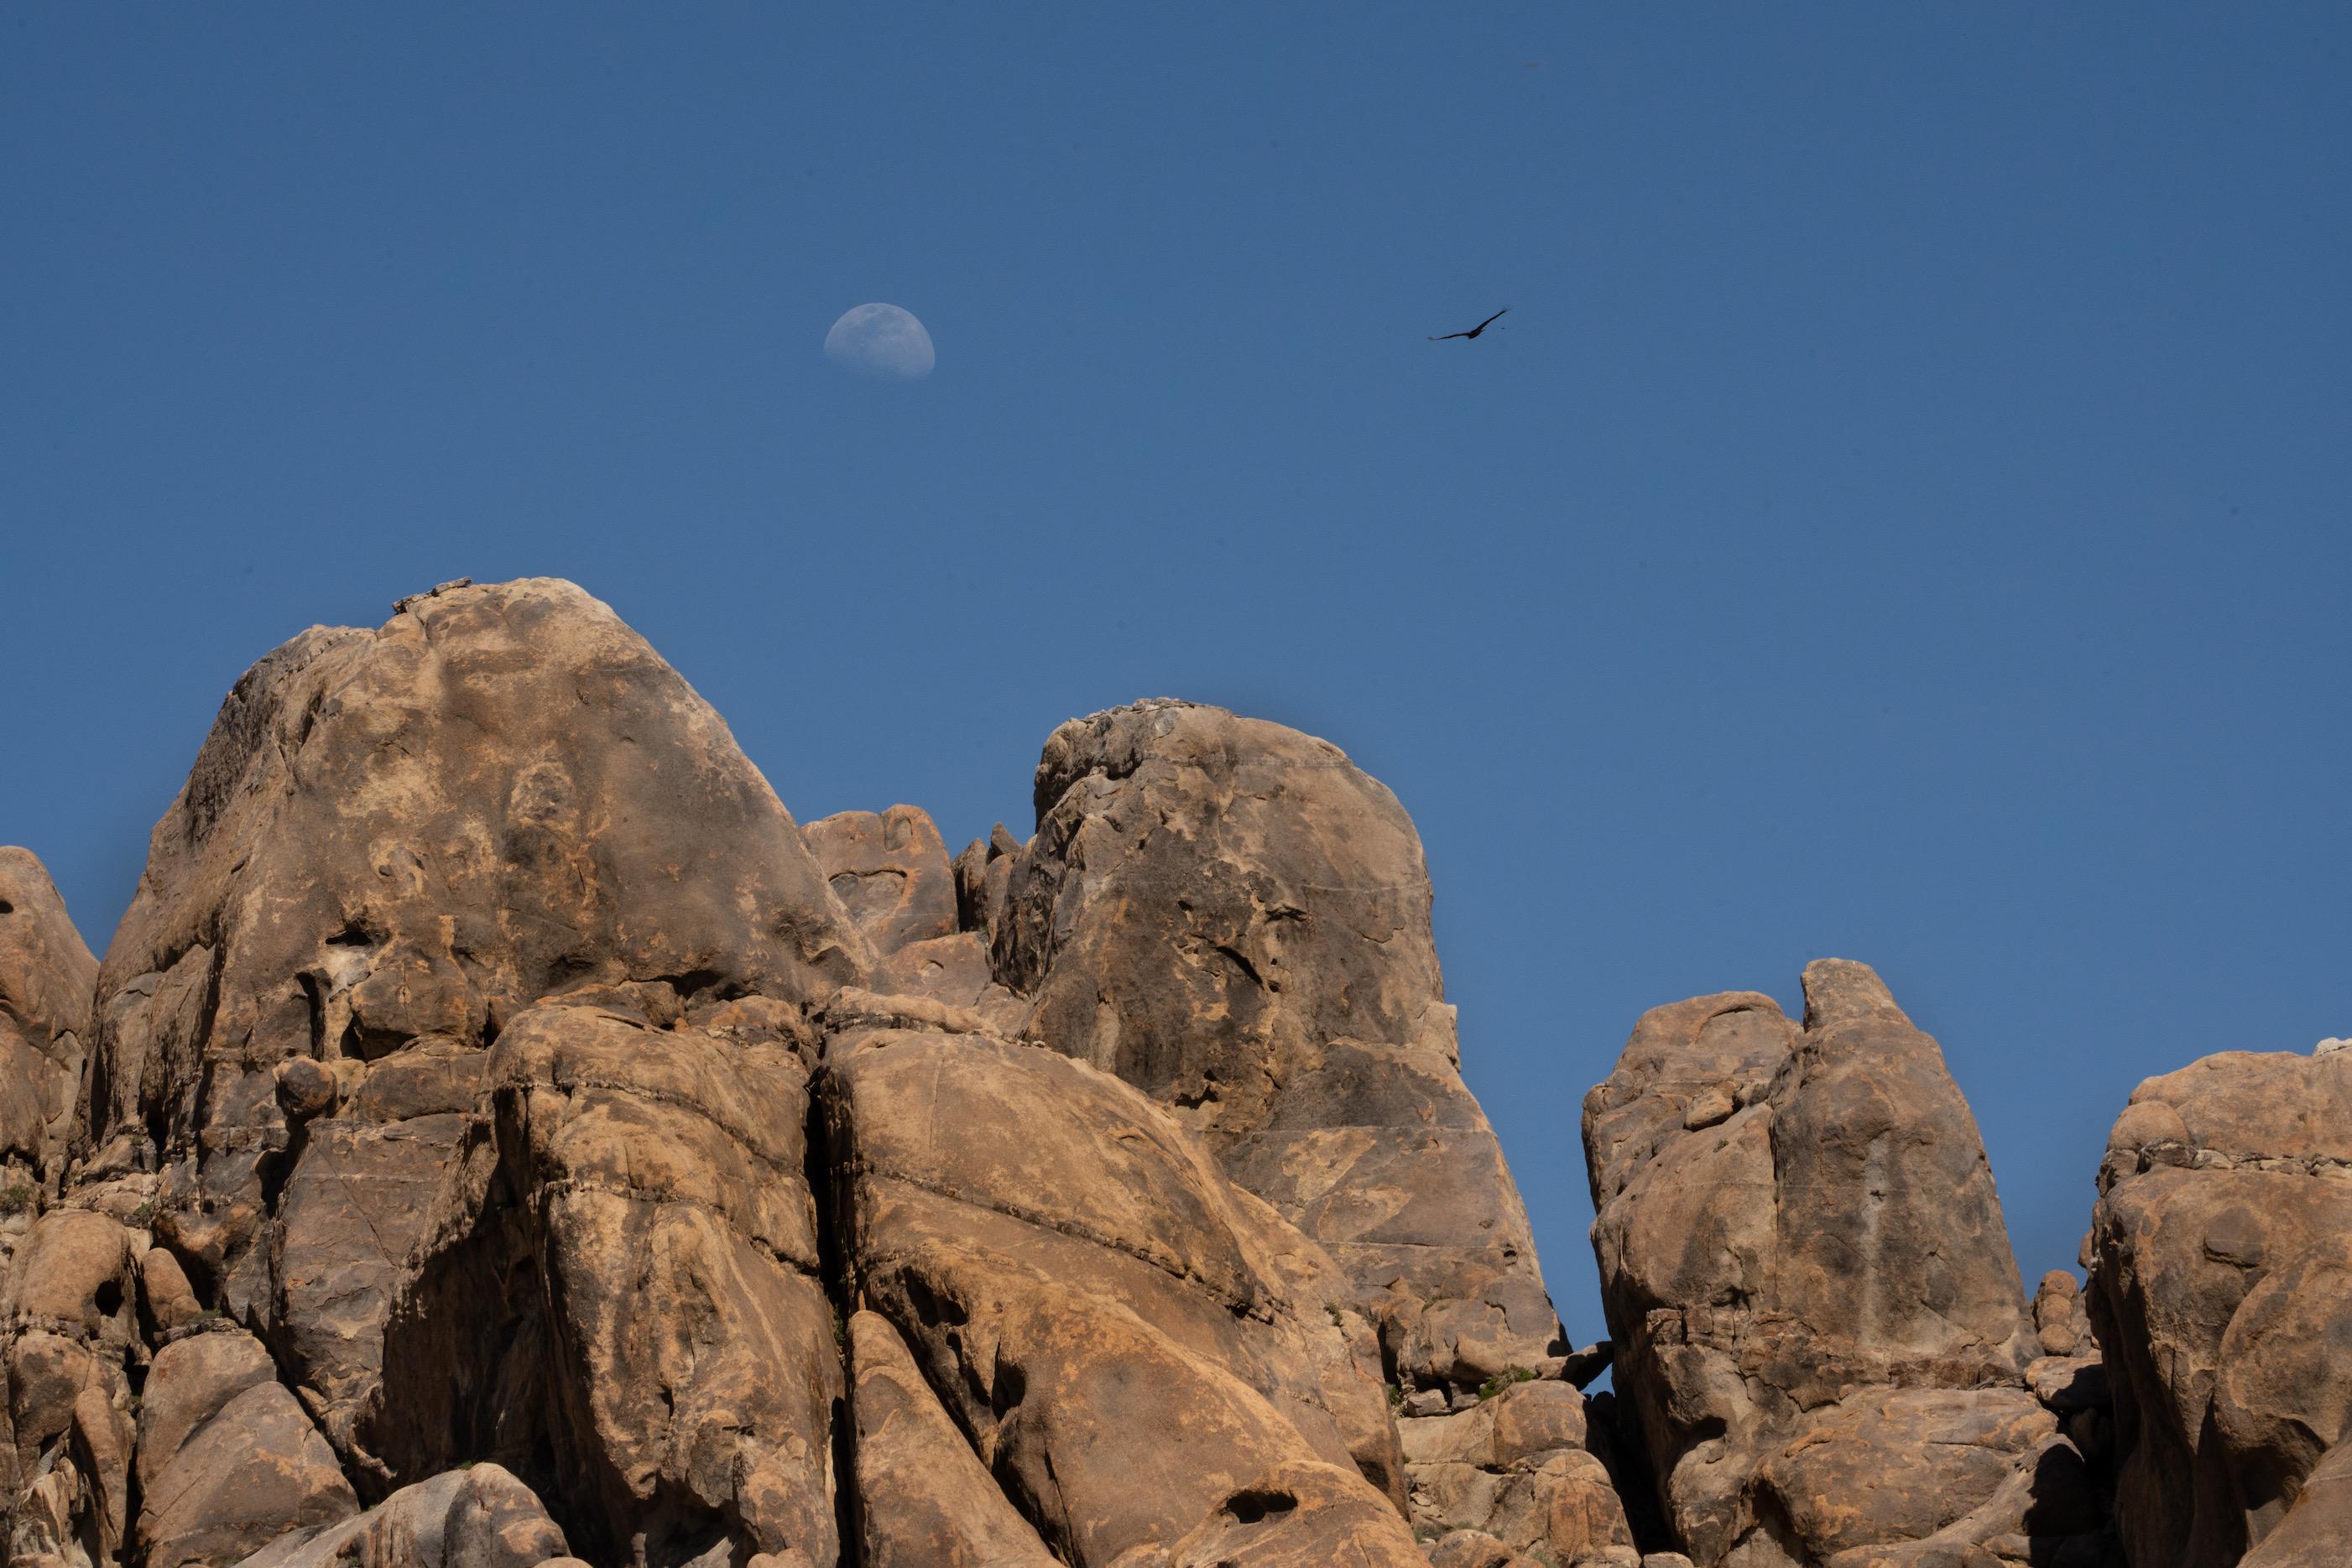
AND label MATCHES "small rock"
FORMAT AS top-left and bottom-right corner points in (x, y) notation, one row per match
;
(139, 1246), (203, 1337)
